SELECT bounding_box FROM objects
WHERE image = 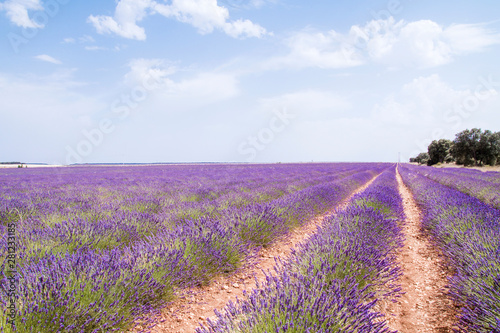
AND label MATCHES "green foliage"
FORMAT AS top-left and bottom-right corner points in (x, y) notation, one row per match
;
(410, 152), (430, 165)
(181, 194), (203, 202)
(353, 199), (393, 218)
(0, 210), (21, 226)
(450, 128), (500, 166)
(412, 128), (500, 167)
(427, 139), (453, 165)
(132, 202), (162, 214)
(175, 234), (243, 284)
(174, 207), (216, 223)
(236, 212), (283, 247)
(478, 130), (500, 166)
